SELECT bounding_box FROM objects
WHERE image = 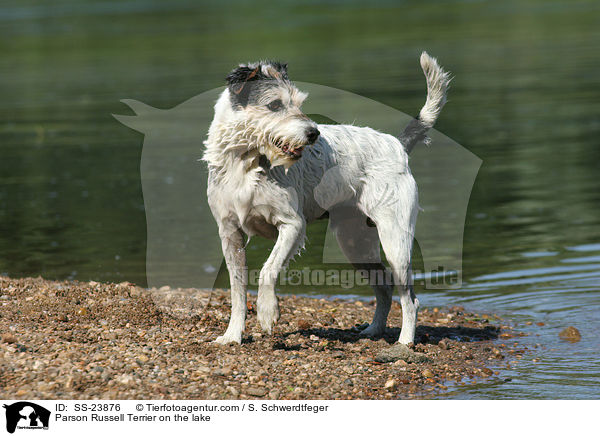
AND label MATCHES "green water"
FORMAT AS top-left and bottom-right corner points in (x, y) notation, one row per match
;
(1, 0), (599, 399)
